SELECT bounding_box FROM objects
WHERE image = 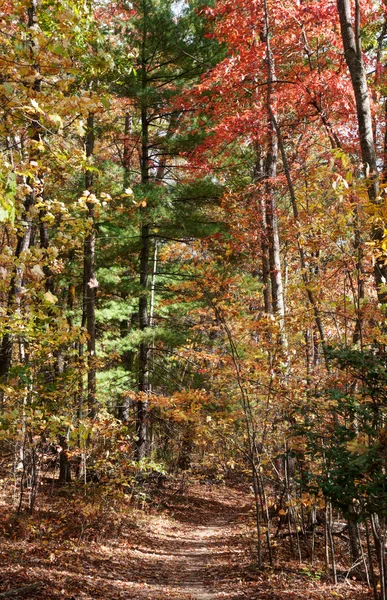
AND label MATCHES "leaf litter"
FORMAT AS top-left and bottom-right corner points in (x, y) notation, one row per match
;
(0, 480), (372, 599)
